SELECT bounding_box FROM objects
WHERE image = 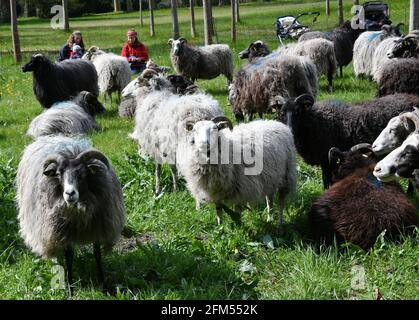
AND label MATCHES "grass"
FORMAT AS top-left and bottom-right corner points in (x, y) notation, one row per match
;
(0, 0), (418, 300)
